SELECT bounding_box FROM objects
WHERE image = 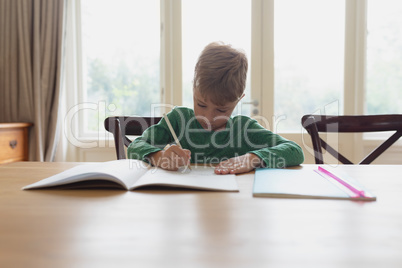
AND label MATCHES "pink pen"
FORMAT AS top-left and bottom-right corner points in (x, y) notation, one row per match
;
(317, 166), (366, 198)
